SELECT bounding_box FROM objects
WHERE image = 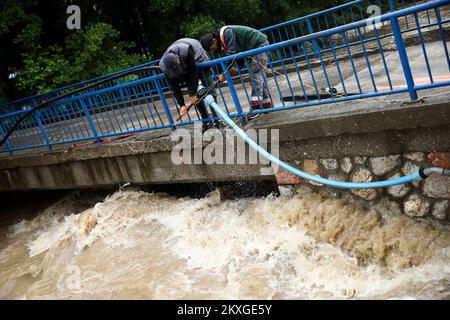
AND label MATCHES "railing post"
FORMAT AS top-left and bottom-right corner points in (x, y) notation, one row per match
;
(79, 98), (101, 143)
(35, 110), (53, 150)
(388, 0), (395, 12)
(31, 97), (38, 108)
(155, 79), (175, 130)
(0, 123), (13, 155)
(220, 61), (245, 125)
(391, 16), (418, 100)
(306, 18), (320, 57)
